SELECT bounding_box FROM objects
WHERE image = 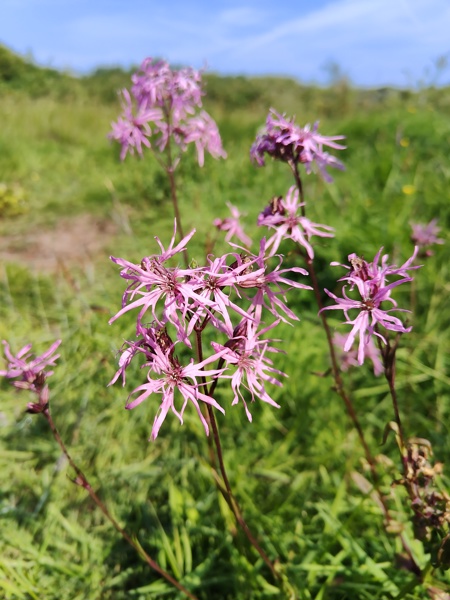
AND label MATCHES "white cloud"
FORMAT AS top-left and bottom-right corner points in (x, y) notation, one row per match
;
(1, 0), (449, 85)
(230, 0), (449, 54)
(208, 0), (450, 85)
